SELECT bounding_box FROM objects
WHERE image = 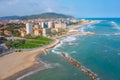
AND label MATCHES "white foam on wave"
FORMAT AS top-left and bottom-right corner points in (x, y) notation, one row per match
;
(16, 71), (36, 80)
(51, 49), (60, 54)
(114, 33), (120, 35)
(68, 42), (74, 45)
(54, 41), (63, 49)
(78, 24), (93, 32)
(111, 21), (120, 30)
(51, 41), (63, 54)
(98, 32), (120, 36)
(99, 34), (111, 36)
(71, 51), (76, 54)
(96, 20), (102, 24)
(118, 53), (120, 56)
(78, 20), (102, 32)
(79, 27), (86, 32)
(62, 35), (77, 42)
(82, 66), (100, 80)
(51, 36), (78, 55)
(54, 63), (62, 67)
(16, 62), (52, 80)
